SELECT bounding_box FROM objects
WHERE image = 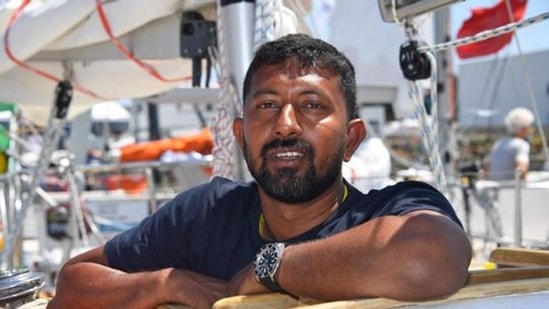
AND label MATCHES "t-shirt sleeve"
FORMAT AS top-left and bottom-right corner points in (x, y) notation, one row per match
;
(373, 181), (463, 228)
(103, 177), (252, 274)
(103, 193), (193, 272)
(515, 141), (530, 164)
